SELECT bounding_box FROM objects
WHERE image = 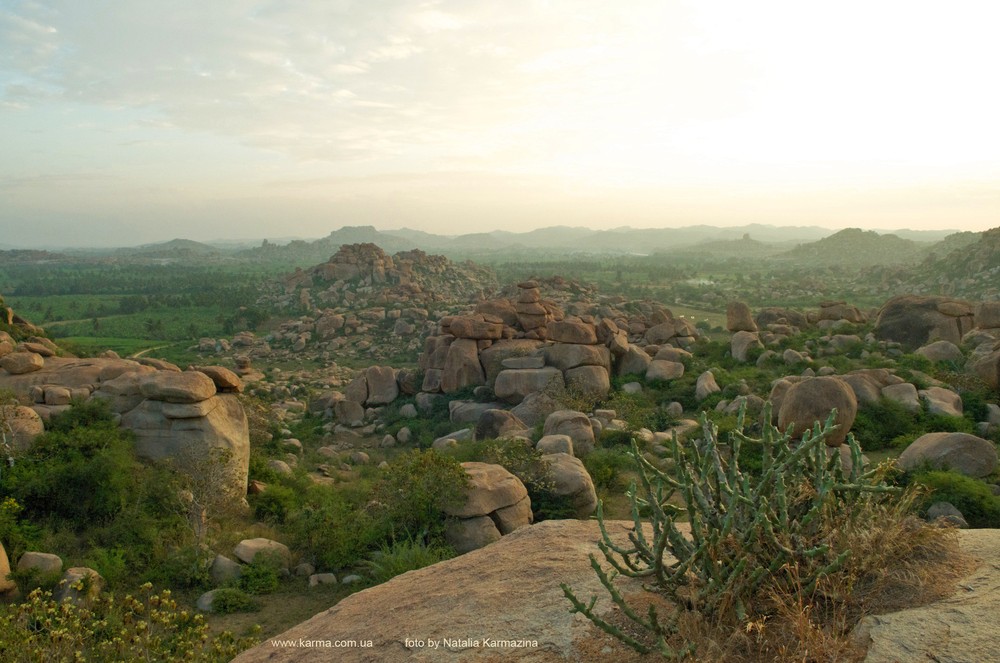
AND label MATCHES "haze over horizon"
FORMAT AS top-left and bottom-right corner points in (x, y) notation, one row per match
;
(3, 1), (999, 248)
